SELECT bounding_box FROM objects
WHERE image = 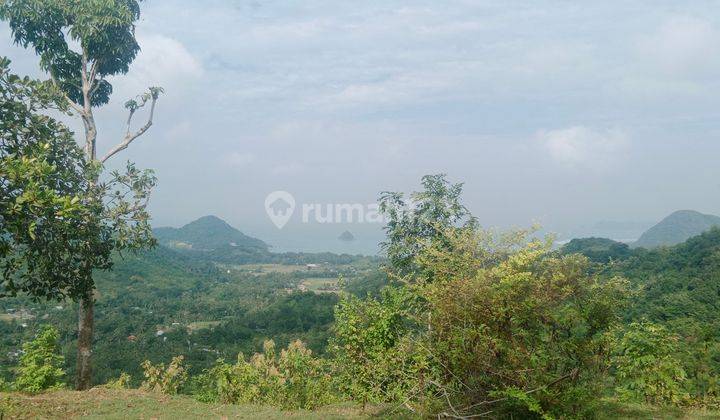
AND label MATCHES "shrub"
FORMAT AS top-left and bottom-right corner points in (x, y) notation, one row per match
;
(330, 287), (440, 408)
(101, 373), (132, 390)
(613, 322), (689, 406)
(192, 340), (336, 410)
(416, 230), (629, 418)
(141, 356), (187, 395)
(14, 326), (65, 393)
(0, 377), (10, 392)
(333, 226), (629, 417)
